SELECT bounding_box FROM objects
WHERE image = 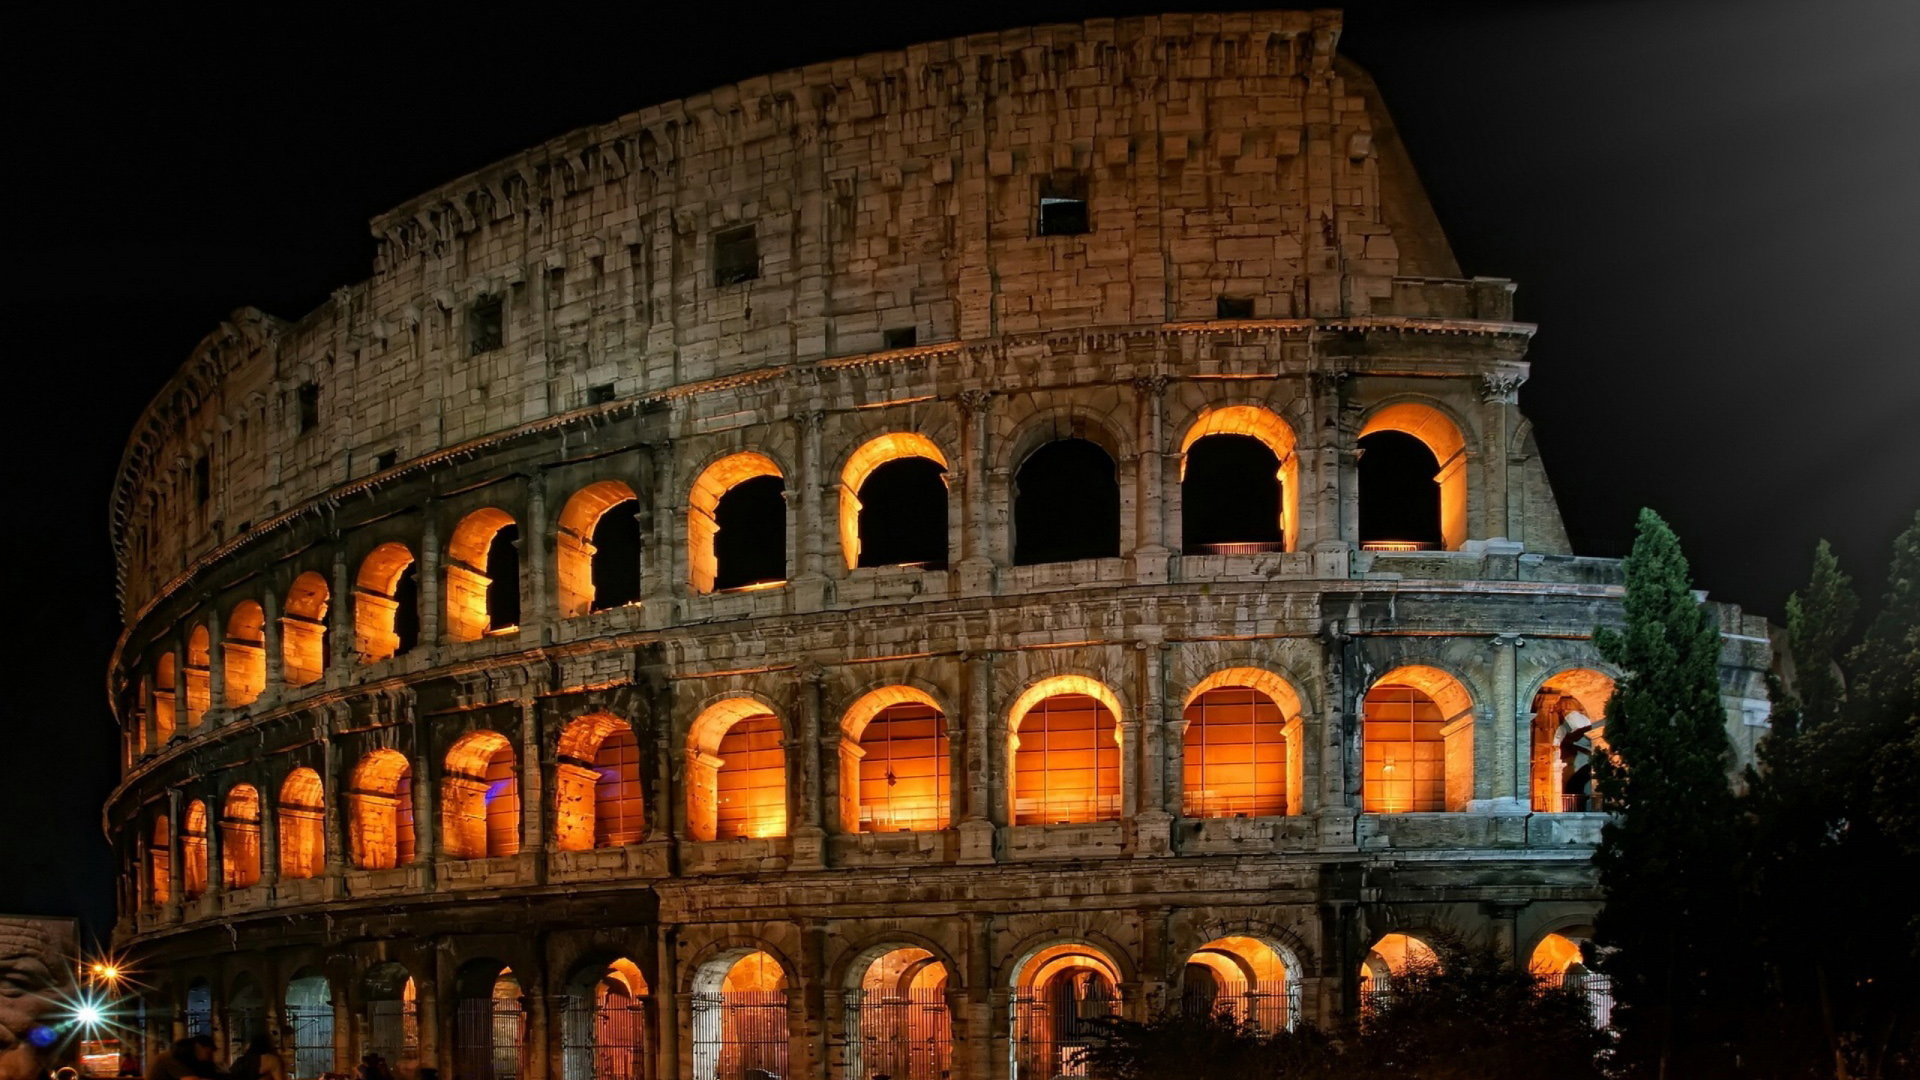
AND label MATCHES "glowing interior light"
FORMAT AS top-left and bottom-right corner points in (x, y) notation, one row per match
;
(75, 1003), (102, 1026)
